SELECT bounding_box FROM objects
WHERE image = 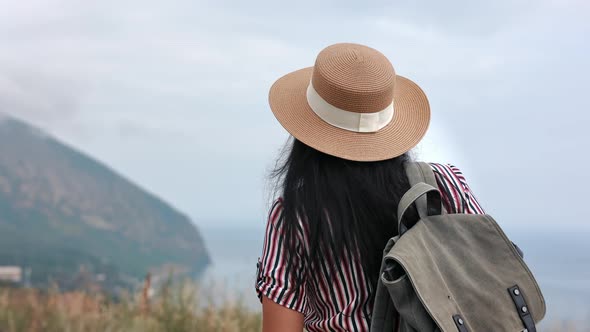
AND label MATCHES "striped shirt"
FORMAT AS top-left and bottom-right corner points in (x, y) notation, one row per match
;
(255, 163), (485, 331)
